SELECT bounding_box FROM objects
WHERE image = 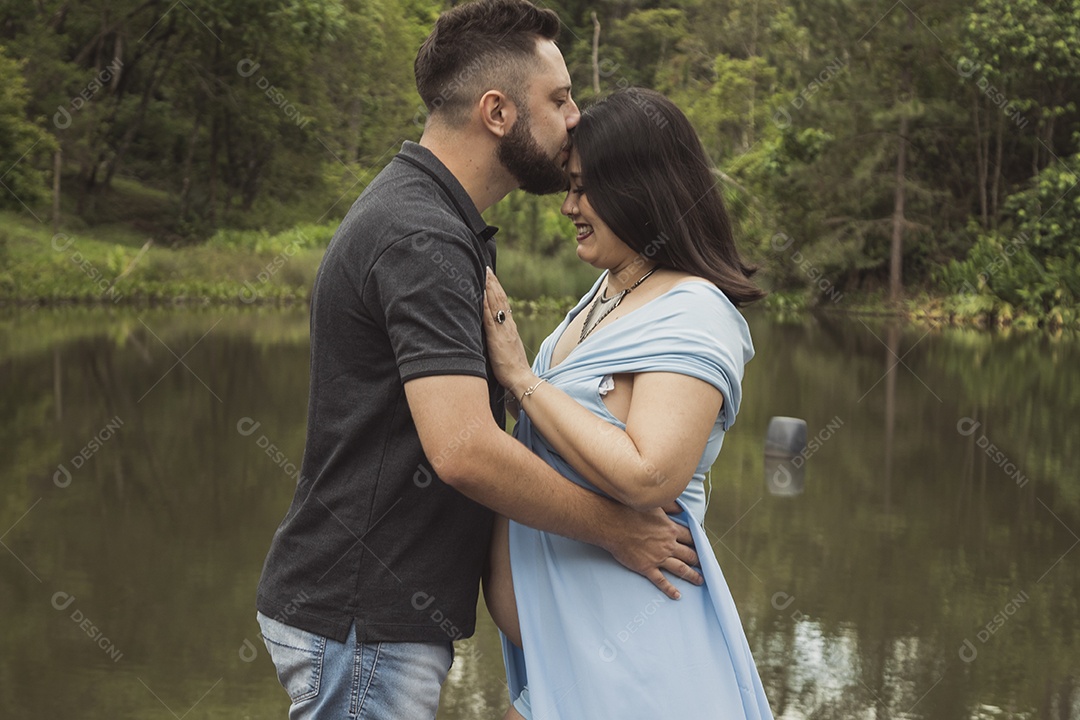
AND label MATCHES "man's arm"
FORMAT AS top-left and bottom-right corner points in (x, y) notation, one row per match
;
(404, 374), (701, 599)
